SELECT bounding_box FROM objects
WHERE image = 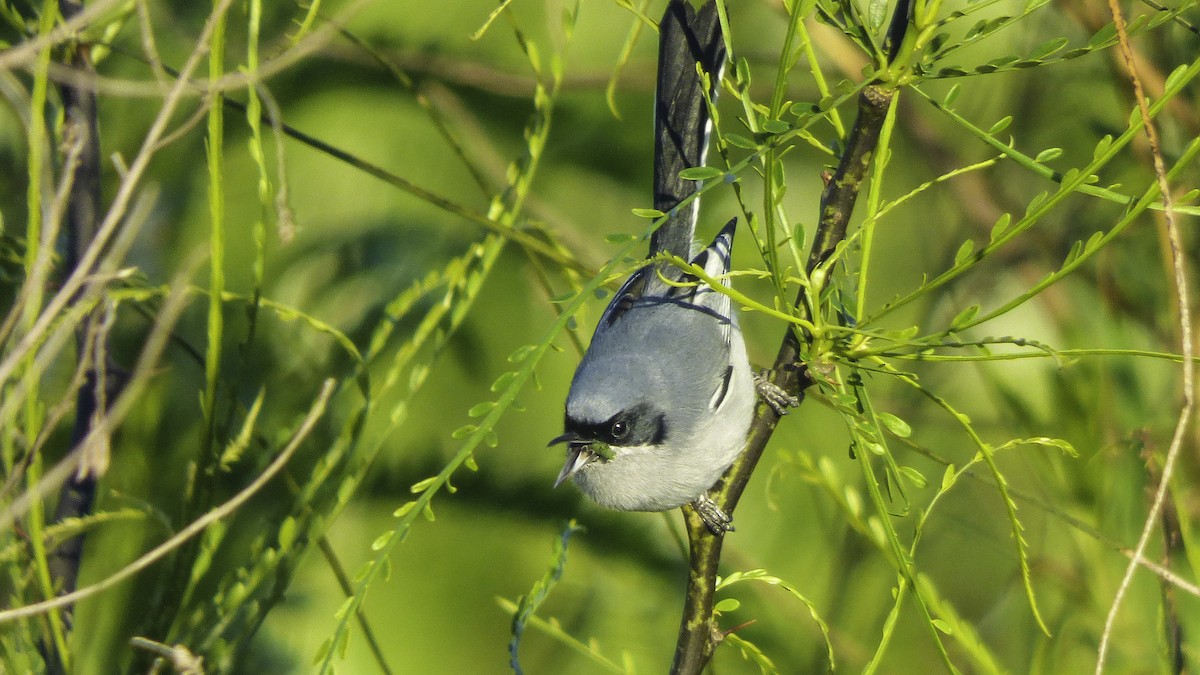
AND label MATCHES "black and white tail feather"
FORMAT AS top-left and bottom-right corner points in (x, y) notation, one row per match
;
(650, 0), (726, 285)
